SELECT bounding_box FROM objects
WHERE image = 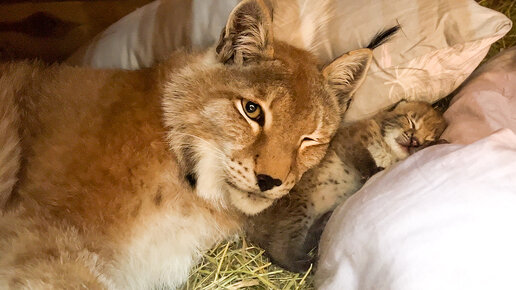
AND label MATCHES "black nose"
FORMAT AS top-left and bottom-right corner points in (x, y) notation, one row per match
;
(256, 174), (282, 192)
